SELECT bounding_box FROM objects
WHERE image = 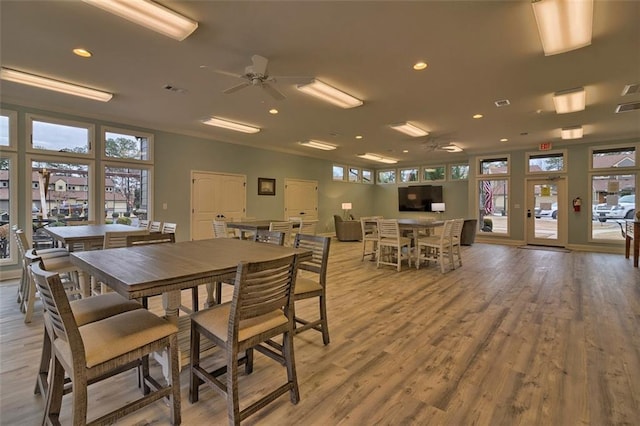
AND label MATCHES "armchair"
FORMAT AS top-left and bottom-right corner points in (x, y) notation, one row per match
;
(334, 215), (362, 241)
